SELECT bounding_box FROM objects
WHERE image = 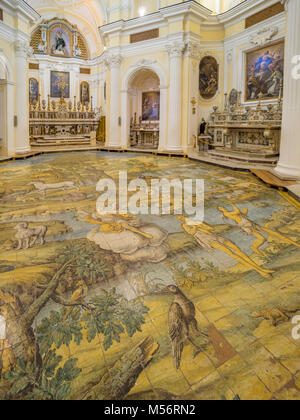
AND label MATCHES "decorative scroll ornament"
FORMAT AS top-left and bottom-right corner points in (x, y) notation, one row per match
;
(250, 26), (279, 47)
(131, 59), (157, 68)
